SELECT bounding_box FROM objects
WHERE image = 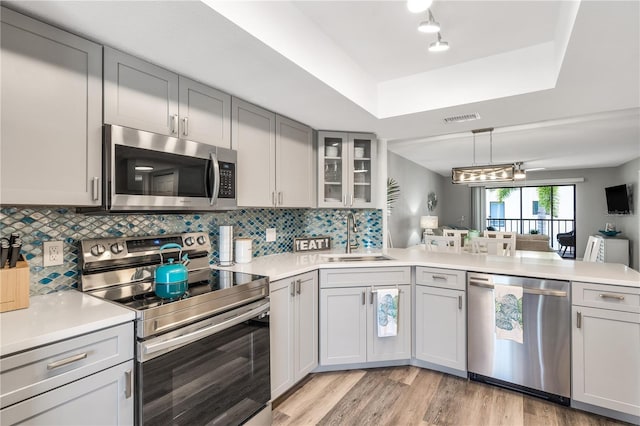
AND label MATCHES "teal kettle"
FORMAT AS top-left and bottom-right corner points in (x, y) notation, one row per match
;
(154, 243), (189, 299)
